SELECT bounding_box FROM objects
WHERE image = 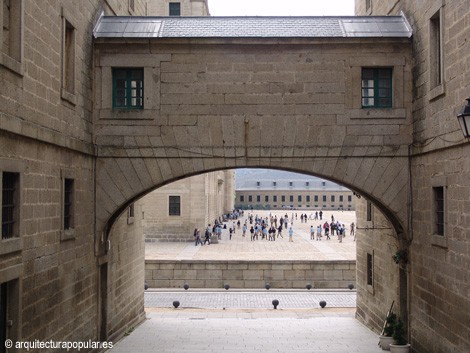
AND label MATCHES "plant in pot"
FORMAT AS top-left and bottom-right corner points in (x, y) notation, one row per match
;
(380, 312), (396, 350)
(390, 317), (411, 353)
